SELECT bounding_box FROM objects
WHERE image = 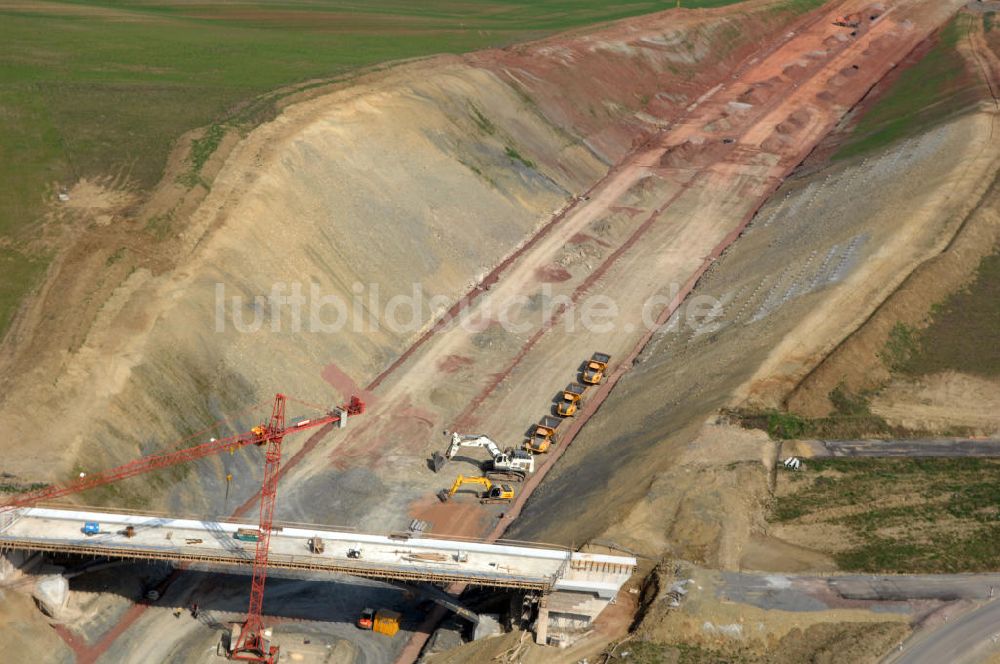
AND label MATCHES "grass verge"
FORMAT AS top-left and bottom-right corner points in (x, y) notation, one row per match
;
(728, 385), (963, 440)
(771, 457), (1000, 573)
(0, 248), (48, 335)
(834, 14), (985, 160)
(886, 247), (1000, 377)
